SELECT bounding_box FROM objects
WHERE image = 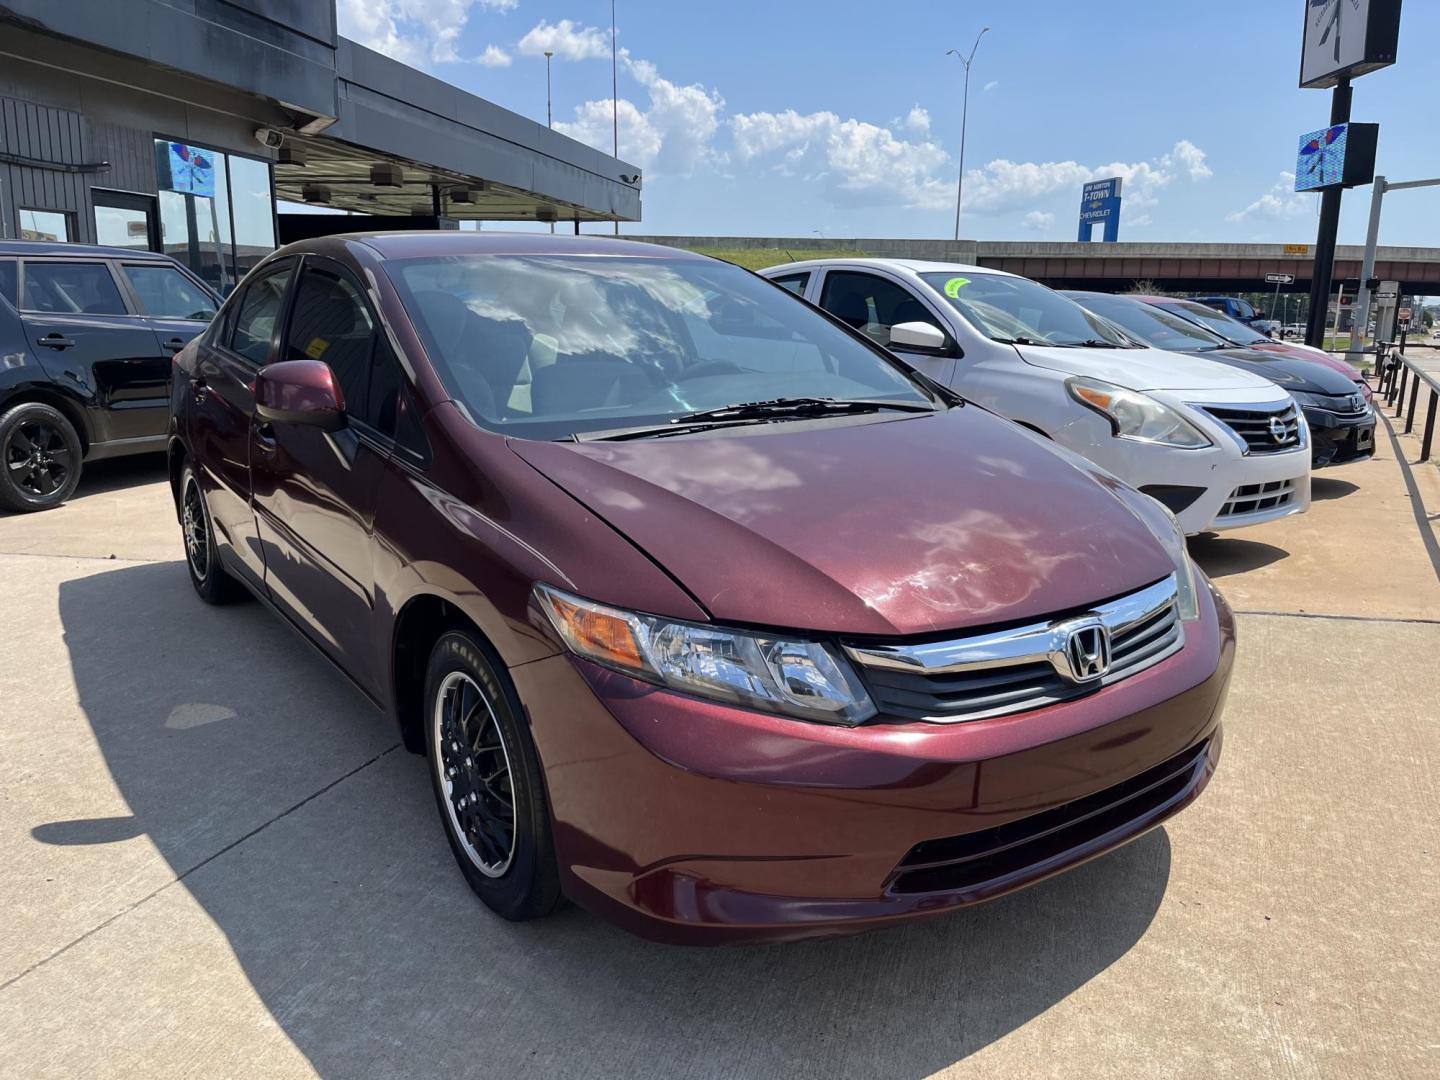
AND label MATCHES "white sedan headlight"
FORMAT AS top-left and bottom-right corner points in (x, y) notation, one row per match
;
(1067, 376), (1212, 449)
(535, 585), (876, 725)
